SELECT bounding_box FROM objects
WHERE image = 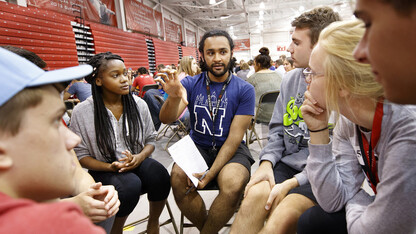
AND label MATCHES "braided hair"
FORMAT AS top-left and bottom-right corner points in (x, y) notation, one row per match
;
(85, 52), (144, 162)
